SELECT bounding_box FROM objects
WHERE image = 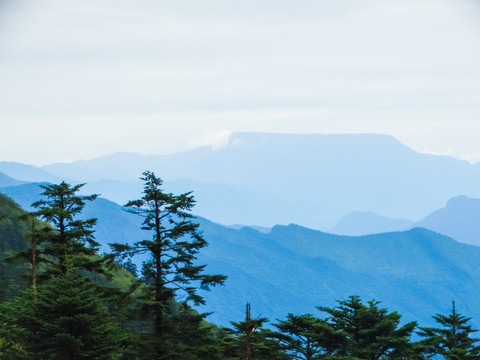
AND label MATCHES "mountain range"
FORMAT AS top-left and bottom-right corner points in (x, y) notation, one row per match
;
(3, 132), (480, 229)
(196, 221), (480, 328)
